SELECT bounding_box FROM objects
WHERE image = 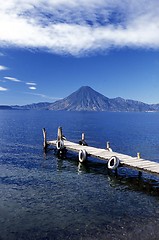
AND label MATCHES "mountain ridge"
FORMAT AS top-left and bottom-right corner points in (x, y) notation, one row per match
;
(1, 86), (159, 112)
(46, 86), (156, 112)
